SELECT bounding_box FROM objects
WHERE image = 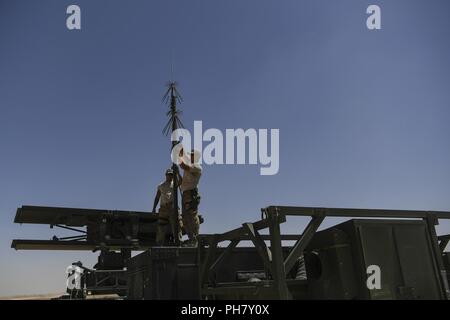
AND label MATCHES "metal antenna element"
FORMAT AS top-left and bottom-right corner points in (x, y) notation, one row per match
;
(162, 82), (184, 136)
(162, 81), (184, 246)
(170, 52), (174, 83)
